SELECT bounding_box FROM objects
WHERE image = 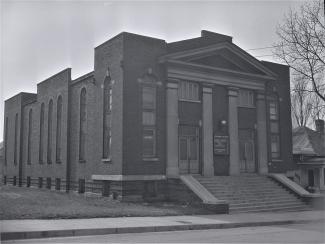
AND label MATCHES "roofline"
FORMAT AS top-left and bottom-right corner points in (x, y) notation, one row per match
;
(71, 71), (94, 86)
(95, 31), (165, 50)
(37, 68), (71, 87)
(4, 92), (37, 103)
